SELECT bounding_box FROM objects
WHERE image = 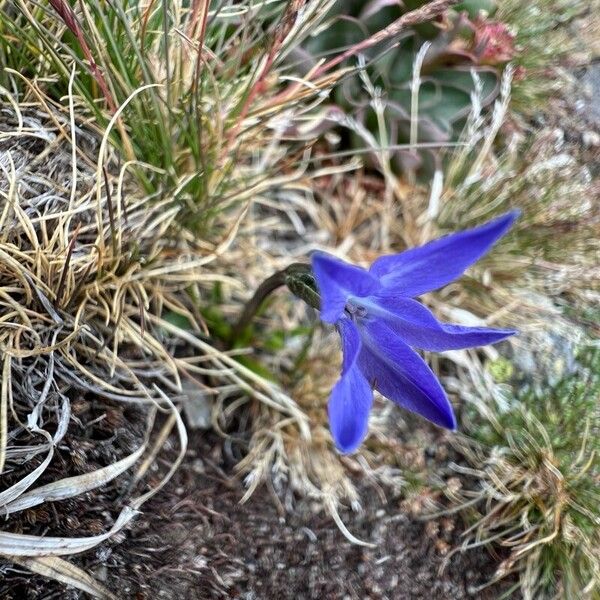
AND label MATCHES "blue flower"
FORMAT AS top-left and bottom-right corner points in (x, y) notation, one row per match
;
(311, 211), (519, 453)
